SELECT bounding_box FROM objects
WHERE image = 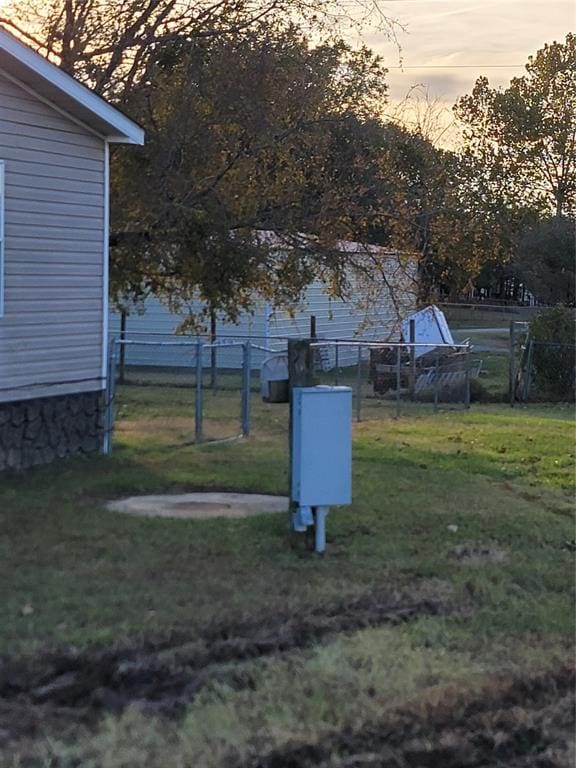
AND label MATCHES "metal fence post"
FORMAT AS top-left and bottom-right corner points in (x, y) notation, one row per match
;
(241, 341), (252, 437)
(195, 338), (203, 443)
(210, 310), (218, 393)
(509, 320), (516, 407)
(335, 343), (339, 385)
(409, 319), (416, 400)
(119, 311), (126, 385)
(356, 345), (362, 422)
(103, 338), (119, 455)
(464, 345), (471, 409)
(434, 351), (439, 412)
(396, 345), (401, 419)
(523, 340), (534, 401)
